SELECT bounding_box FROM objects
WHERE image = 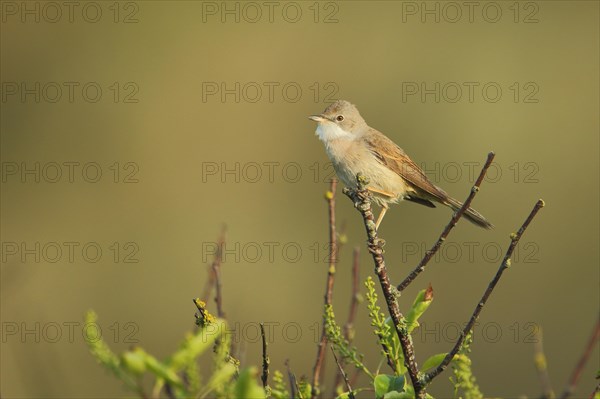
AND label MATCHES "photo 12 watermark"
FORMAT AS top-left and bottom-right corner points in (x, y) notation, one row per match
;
(400, 1), (540, 24)
(201, 81), (339, 104)
(1, 161), (140, 184)
(200, 1), (340, 23)
(200, 239), (541, 265)
(195, 319), (541, 346)
(1, 241), (140, 264)
(400, 81), (540, 104)
(1, 82), (140, 104)
(1, 320), (140, 344)
(1, 1), (140, 23)
(199, 160), (540, 185)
